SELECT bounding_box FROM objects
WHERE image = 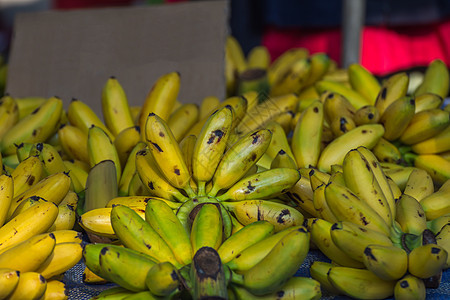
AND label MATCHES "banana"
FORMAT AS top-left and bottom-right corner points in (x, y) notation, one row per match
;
(50, 229), (82, 245)
(321, 91), (356, 125)
(362, 244), (408, 280)
(410, 153), (450, 186)
(329, 115), (356, 137)
(41, 279), (68, 300)
(110, 204), (180, 267)
(0, 174), (13, 227)
(0, 94), (19, 140)
(371, 137), (402, 164)
(0, 200), (59, 254)
(394, 274), (426, 300)
(118, 141), (146, 196)
(330, 221), (393, 262)
(144, 112), (193, 195)
(208, 129), (272, 197)
(47, 201), (77, 232)
(139, 71), (180, 132)
(383, 165), (418, 191)
(230, 276), (321, 300)
(400, 108), (450, 145)
(414, 92), (443, 113)
(247, 45), (271, 70)
(270, 149), (297, 169)
(190, 203), (223, 253)
(0, 232), (55, 272)
(309, 261), (342, 295)
(135, 148), (188, 202)
(14, 96), (46, 120)
(35, 242), (83, 279)
(312, 182), (338, 223)
(303, 52), (331, 87)
(67, 98), (114, 141)
(222, 199), (304, 232)
(327, 266), (396, 299)
(236, 68), (270, 100)
(342, 148), (393, 226)
(414, 58), (450, 99)
(436, 223), (450, 268)
(14, 142), (33, 163)
(215, 168), (300, 201)
(225, 45), (238, 97)
(145, 199), (192, 266)
(7, 271), (47, 300)
(192, 106), (233, 195)
(106, 195), (181, 210)
(113, 126), (141, 169)
(353, 104), (380, 125)
(291, 99), (323, 168)
(101, 76), (135, 137)
(235, 93), (298, 136)
(83, 159), (118, 212)
(236, 229), (309, 296)
(395, 194), (428, 236)
(98, 244), (158, 292)
(411, 124), (450, 154)
(263, 120), (295, 163)
(63, 160), (88, 194)
(315, 80), (370, 109)
(167, 103), (199, 142)
(226, 226), (305, 273)
(408, 243), (448, 278)
(87, 125), (122, 183)
(317, 124), (385, 173)
(374, 72), (409, 116)
(0, 268), (20, 298)
(382, 96), (416, 141)
(199, 96), (220, 120)
(145, 261), (180, 296)
(1, 97), (63, 155)
(282, 169), (317, 218)
(8, 196), (47, 222)
(269, 57), (311, 96)
(420, 179), (450, 220)
(403, 168), (435, 202)
(348, 63), (380, 105)
(83, 266), (109, 285)
(267, 47), (309, 86)
(226, 35), (247, 74)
